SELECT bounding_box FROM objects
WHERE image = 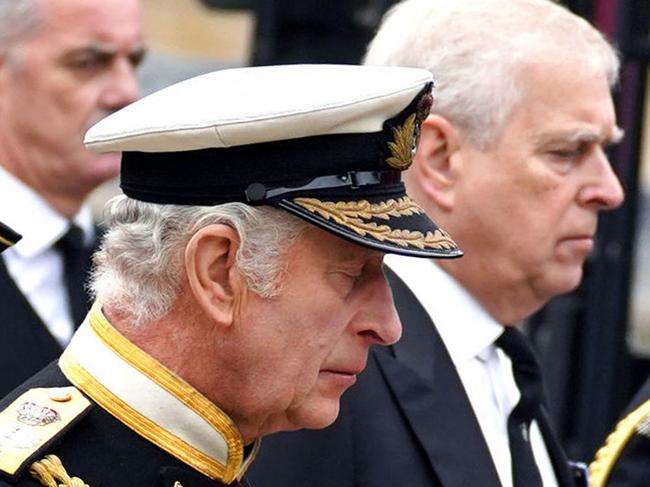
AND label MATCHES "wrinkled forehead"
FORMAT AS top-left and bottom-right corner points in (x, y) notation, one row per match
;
(503, 62), (616, 137)
(37, 0), (144, 47)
